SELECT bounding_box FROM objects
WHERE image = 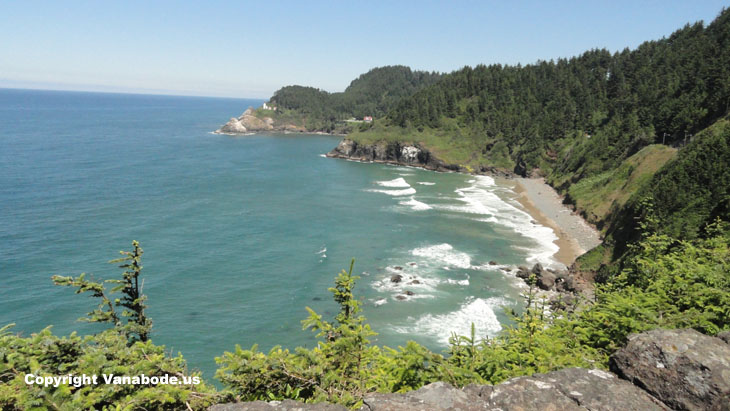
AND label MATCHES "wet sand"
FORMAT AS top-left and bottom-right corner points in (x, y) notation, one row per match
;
(511, 177), (602, 266)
